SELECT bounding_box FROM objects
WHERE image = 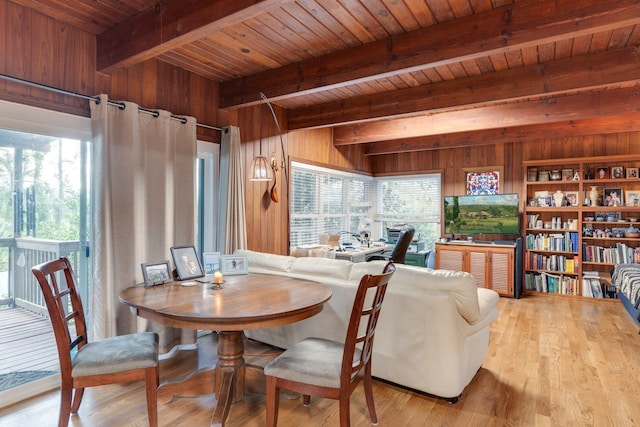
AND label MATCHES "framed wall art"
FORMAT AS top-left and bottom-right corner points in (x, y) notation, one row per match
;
(463, 166), (502, 195)
(141, 260), (172, 287)
(170, 245), (204, 280)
